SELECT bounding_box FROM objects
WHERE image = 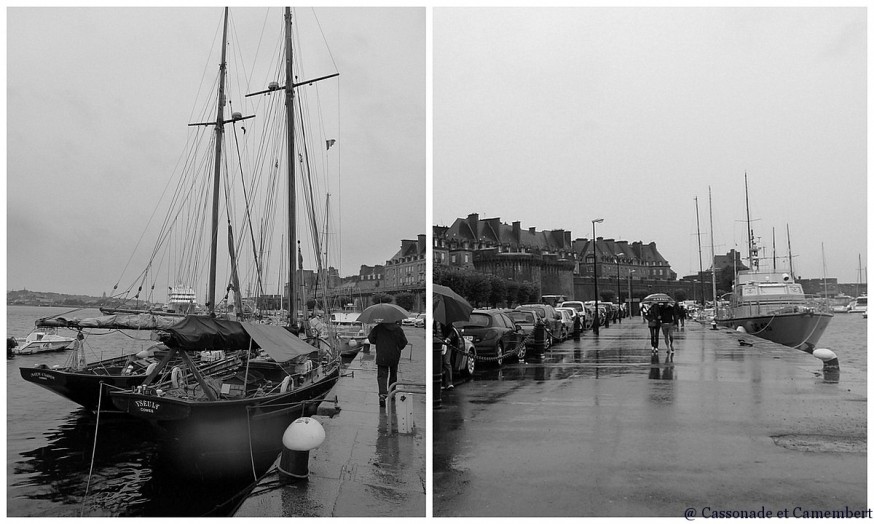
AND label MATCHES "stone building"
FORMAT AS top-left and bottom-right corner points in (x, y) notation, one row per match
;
(384, 234), (427, 290)
(434, 213), (576, 298)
